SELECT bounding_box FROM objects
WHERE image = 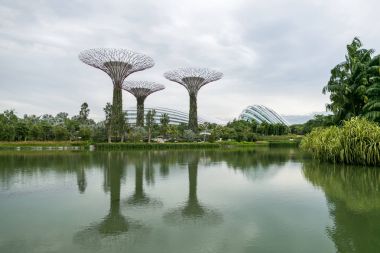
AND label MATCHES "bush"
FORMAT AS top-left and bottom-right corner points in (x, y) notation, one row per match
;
(301, 117), (380, 166)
